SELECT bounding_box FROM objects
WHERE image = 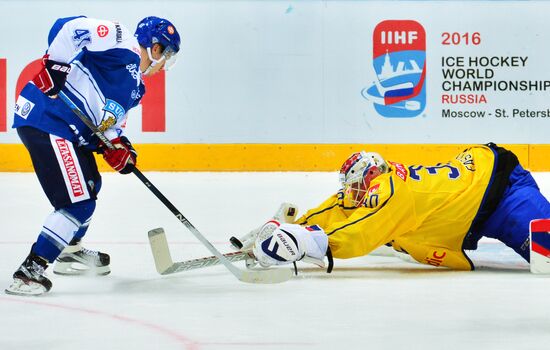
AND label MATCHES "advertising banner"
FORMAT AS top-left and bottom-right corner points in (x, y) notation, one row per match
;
(0, 1), (548, 147)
